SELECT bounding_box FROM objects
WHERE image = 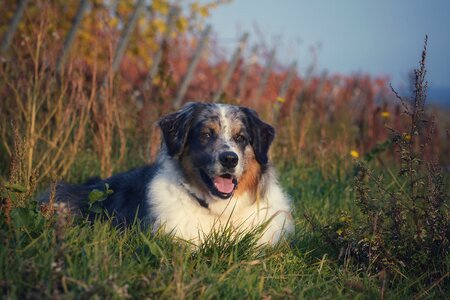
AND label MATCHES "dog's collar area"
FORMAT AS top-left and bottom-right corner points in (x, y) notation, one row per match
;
(188, 191), (209, 209)
(180, 183), (209, 209)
